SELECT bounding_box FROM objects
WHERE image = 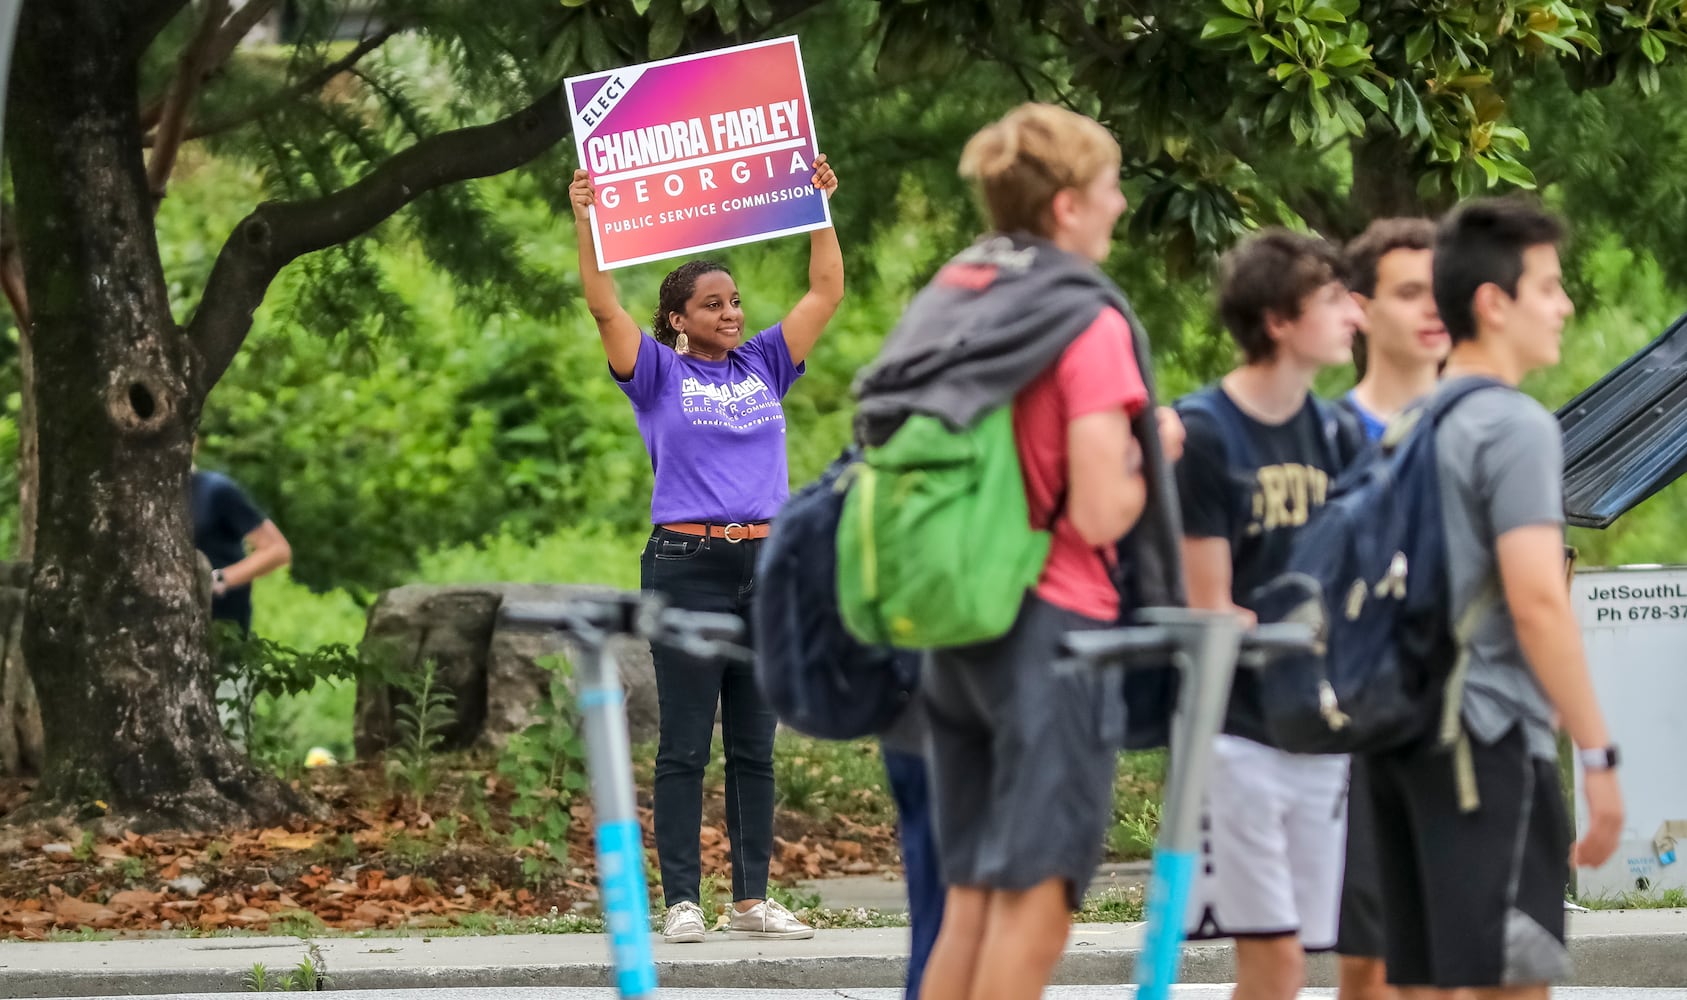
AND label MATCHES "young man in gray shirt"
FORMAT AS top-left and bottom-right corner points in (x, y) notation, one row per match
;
(1363, 199), (1624, 997)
